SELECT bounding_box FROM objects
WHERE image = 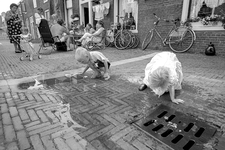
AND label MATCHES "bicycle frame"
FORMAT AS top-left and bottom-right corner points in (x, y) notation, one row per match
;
(152, 26), (176, 46)
(150, 13), (196, 46)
